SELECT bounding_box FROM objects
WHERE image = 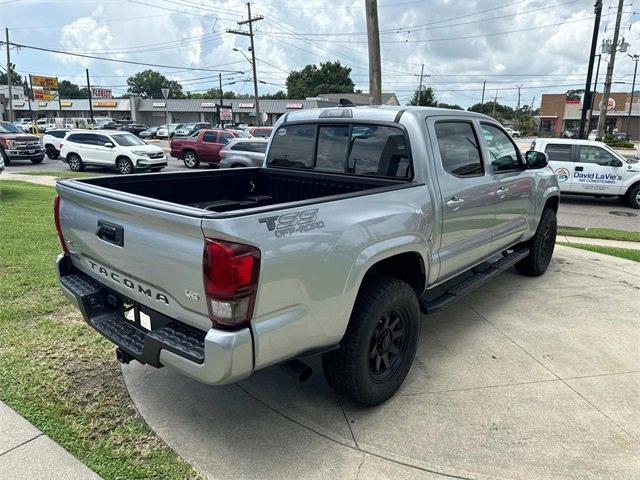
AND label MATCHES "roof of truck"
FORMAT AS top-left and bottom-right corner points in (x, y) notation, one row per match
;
(283, 105), (493, 124)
